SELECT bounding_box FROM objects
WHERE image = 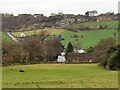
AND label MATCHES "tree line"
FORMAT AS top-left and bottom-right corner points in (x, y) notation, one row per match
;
(2, 13), (64, 31)
(2, 31), (120, 70)
(2, 32), (64, 65)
